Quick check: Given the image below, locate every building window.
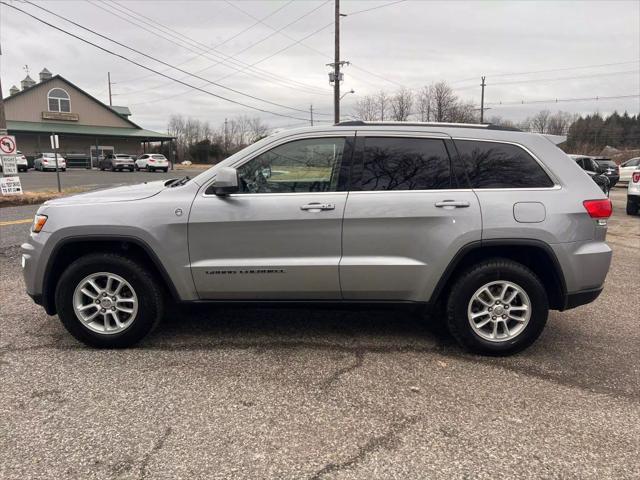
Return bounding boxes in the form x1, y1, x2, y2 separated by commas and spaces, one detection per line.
47, 88, 71, 113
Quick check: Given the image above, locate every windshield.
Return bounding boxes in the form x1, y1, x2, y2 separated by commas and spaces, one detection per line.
151, 155, 166, 160
116, 155, 133, 159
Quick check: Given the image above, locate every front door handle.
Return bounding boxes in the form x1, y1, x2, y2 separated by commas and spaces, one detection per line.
435, 200, 470, 209
300, 202, 335, 211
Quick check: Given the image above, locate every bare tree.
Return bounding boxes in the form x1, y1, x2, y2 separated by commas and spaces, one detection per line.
431, 82, 458, 122
417, 85, 433, 122
487, 115, 517, 129
390, 87, 413, 121
547, 111, 573, 136
248, 116, 270, 142
450, 101, 478, 123
529, 110, 551, 133
376, 90, 390, 121
354, 95, 379, 121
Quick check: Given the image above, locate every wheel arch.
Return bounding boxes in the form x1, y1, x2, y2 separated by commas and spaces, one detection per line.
431, 239, 567, 311
42, 235, 180, 315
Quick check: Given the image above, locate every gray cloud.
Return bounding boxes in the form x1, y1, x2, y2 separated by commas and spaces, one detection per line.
1, 0, 638, 132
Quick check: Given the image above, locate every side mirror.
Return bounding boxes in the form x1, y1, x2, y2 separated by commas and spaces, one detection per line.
213, 166, 239, 195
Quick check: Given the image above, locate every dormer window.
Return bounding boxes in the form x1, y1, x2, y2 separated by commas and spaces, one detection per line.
48, 88, 71, 113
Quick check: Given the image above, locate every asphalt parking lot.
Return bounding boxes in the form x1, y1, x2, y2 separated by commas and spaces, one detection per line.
0, 189, 638, 479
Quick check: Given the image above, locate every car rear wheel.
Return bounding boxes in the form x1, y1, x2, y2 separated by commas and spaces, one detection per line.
55, 253, 164, 348
627, 196, 639, 215
446, 258, 548, 356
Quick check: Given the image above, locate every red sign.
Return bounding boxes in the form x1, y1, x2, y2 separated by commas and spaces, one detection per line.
0, 135, 17, 155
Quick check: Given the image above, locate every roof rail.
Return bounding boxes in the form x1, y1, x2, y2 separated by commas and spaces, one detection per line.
335, 120, 521, 132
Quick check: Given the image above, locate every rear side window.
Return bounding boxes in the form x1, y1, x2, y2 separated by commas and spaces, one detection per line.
360, 137, 451, 190
454, 140, 554, 188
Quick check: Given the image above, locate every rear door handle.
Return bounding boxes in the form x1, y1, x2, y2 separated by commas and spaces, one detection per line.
435, 200, 470, 209
300, 202, 335, 211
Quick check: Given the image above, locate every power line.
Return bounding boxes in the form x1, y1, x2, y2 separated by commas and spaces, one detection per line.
453, 69, 639, 91
221, 0, 406, 91
18, 0, 319, 114
486, 94, 640, 107
134, 21, 337, 109
490, 69, 639, 86
85, 0, 330, 96
1, 1, 309, 121
452, 60, 640, 84
346, 0, 407, 16
113, 0, 297, 86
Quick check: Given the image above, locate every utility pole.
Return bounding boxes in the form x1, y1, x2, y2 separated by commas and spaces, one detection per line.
334, 0, 340, 124
108, 72, 113, 106
224, 117, 228, 154
310, 104, 314, 126
0, 40, 6, 134
480, 76, 486, 123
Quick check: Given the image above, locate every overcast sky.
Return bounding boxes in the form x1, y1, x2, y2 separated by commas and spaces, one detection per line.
1, 0, 639, 132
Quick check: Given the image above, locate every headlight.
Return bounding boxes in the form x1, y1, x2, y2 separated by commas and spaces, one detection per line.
32, 214, 48, 233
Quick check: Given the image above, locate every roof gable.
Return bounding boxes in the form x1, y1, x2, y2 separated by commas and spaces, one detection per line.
4, 75, 141, 129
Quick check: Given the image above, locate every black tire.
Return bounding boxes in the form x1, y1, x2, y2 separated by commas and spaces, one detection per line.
627, 197, 639, 215
446, 258, 548, 356
135, 165, 140, 171
55, 253, 164, 348
149, 167, 155, 172
163, 168, 168, 173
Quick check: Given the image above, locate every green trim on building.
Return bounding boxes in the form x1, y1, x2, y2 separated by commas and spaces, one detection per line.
7, 120, 173, 141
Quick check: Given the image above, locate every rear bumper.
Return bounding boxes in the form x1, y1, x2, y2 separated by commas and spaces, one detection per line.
562, 287, 603, 311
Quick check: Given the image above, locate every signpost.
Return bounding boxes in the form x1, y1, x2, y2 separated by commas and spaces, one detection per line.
0, 134, 23, 196
50, 133, 61, 193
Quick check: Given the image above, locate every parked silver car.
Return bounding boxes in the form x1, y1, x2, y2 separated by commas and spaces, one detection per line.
22, 122, 612, 354
99, 154, 135, 171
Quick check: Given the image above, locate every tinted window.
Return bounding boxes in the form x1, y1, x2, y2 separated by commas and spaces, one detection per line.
455, 140, 554, 188
594, 159, 616, 167
236, 137, 346, 193
360, 137, 451, 191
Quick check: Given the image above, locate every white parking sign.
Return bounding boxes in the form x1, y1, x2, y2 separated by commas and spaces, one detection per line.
1, 156, 18, 175
0, 176, 23, 195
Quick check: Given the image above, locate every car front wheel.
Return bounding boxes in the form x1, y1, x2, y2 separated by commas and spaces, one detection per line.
55, 253, 164, 348
446, 258, 548, 356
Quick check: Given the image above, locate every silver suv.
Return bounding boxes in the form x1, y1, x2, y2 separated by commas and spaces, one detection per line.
21, 122, 613, 355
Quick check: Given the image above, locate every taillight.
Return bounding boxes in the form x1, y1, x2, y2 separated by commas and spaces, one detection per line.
583, 199, 612, 218
633, 172, 640, 183
149, 159, 155, 163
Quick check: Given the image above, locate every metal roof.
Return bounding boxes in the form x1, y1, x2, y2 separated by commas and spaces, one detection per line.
7, 120, 174, 140
110, 105, 132, 116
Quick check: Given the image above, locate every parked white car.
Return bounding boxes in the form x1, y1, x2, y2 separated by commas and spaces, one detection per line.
135, 154, 169, 172
627, 169, 640, 215
619, 157, 640, 183
34, 153, 66, 171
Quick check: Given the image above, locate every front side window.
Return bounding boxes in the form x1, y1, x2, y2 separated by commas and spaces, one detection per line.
47, 88, 71, 113
236, 137, 346, 193
455, 140, 554, 188
360, 137, 451, 191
